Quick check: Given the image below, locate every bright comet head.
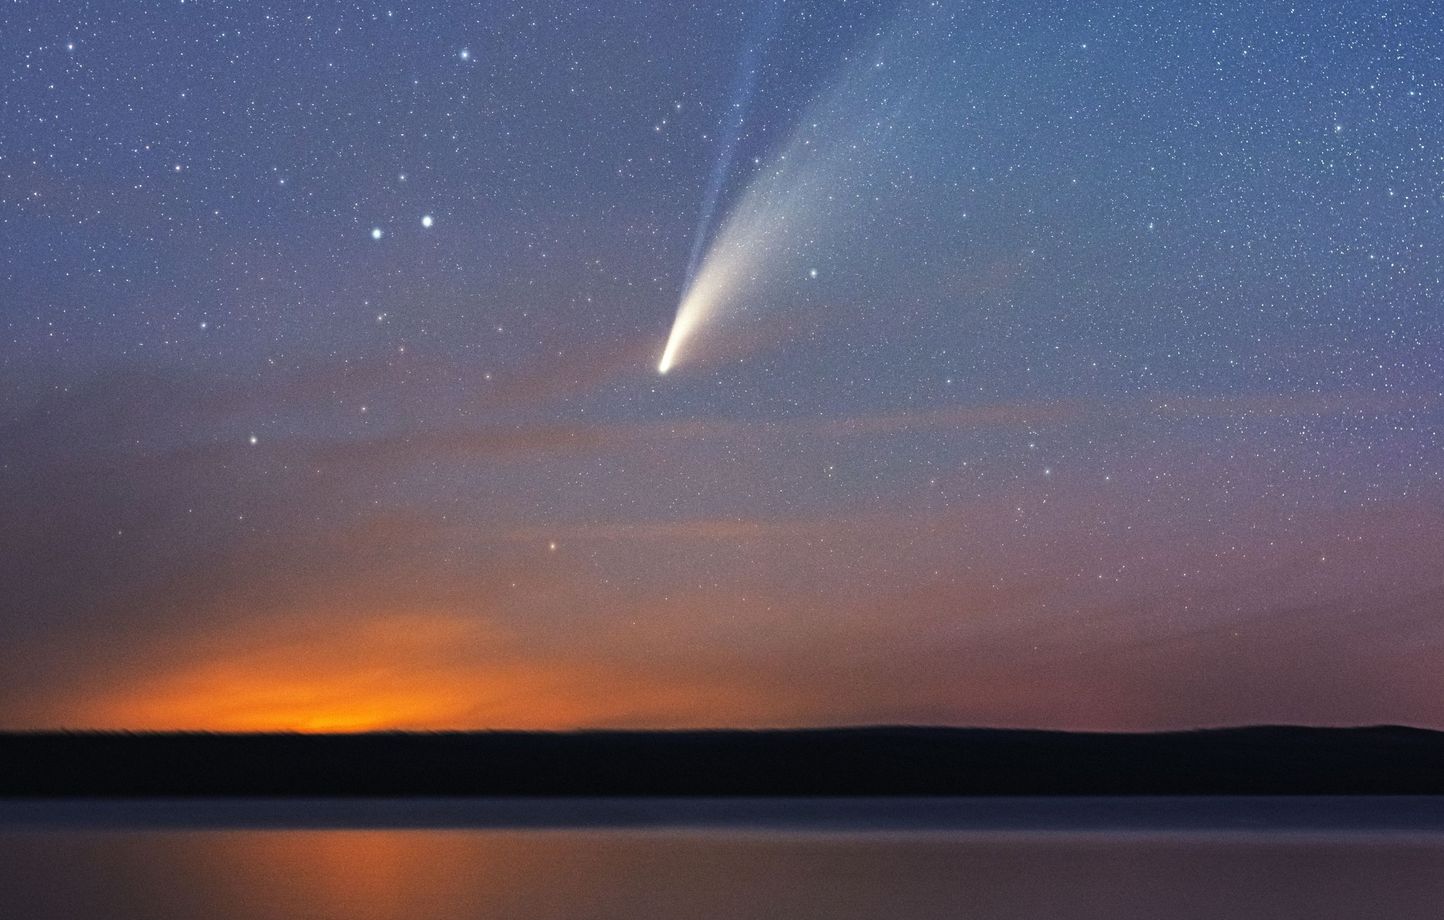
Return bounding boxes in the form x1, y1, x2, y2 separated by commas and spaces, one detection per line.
657, 272, 721, 375
657, 320, 684, 374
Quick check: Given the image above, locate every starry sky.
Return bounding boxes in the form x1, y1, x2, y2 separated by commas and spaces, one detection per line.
3, 0, 1443, 731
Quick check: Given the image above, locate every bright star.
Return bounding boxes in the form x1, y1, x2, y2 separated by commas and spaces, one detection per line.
371, 227, 384, 240
421, 215, 434, 228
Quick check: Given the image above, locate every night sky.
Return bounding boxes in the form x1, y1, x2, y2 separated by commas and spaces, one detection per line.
3, 0, 1442, 731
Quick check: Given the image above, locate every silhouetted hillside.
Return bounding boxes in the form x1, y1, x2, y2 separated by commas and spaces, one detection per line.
2, 726, 1441, 797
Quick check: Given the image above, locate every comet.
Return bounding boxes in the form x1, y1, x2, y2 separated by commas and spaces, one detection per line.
660, 1, 782, 375
658, 4, 953, 375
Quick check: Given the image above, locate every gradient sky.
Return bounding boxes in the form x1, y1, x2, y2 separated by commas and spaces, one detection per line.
2, 0, 1442, 731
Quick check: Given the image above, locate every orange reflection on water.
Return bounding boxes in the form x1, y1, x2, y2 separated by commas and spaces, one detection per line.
140, 828, 958, 920
7, 824, 1443, 920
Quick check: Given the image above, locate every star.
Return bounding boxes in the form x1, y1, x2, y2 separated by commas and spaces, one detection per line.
421, 215, 434, 228
371, 227, 384, 240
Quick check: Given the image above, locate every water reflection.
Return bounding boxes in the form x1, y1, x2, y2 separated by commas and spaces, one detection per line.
2, 827, 1444, 919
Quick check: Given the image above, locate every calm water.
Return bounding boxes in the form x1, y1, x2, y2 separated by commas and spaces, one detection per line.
2, 798, 1443, 920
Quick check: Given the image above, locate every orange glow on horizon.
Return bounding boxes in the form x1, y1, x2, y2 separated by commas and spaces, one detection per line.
57, 608, 785, 732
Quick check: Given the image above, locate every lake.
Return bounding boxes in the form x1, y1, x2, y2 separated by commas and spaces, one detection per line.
2, 798, 1442, 919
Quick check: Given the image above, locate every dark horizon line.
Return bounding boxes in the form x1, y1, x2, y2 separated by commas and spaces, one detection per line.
6, 724, 1444, 797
